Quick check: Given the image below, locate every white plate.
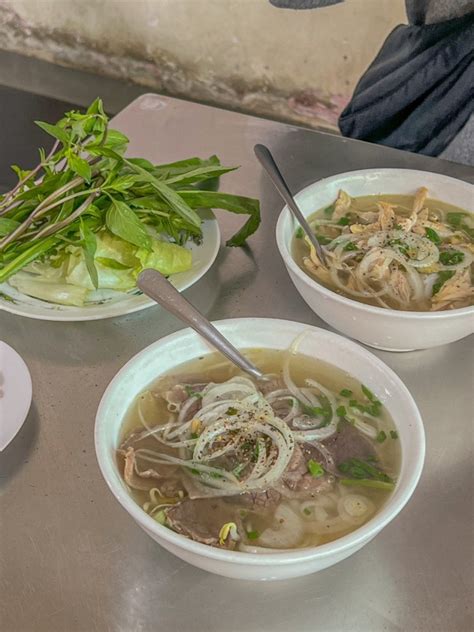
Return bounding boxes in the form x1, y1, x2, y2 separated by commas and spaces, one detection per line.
0, 215, 220, 321
0, 341, 32, 451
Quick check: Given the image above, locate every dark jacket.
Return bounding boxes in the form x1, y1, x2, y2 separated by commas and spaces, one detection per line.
270, 1, 474, 158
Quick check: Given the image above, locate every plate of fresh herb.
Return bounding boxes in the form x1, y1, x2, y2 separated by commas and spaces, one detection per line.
0, 98, 260, 320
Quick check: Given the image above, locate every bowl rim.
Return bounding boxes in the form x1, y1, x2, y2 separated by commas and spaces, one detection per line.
95, 317, 425, 566
276, 168, 474, 319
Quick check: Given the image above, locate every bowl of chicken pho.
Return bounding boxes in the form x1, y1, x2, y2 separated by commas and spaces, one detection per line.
95, 318, 424, 580
276, 169, 473, 350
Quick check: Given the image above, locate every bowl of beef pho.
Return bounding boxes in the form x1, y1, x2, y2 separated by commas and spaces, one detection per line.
276, 169, 473, 350
95, 318, 424, 580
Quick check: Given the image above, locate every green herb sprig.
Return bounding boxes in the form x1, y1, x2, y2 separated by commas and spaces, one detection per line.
0, 98, 261, 285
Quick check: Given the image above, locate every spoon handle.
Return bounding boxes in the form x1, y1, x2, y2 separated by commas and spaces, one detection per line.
137, 269, 265, 380
254, 143, 327, 266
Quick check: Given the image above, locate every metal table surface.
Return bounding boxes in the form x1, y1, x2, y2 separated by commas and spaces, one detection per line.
1, 93, 473, 632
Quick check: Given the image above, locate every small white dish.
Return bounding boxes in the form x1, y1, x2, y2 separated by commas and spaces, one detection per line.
0, 341, 32, 451
276, 169, 474, 351
95, 317, 425, 580
0, 216, 220, 321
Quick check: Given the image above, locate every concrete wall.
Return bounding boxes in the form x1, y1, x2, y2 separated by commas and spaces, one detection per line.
0, 0, 406, 129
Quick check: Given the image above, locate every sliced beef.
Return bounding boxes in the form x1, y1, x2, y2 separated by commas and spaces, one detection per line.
259, 376, 285, 395
322, 421, 376, 465
118, 447, 163, 490
182, 474, 237, 500
229, 488, 282, 512
300, 442, 337, 475
280, 444, 334, 498
162, 384, 189, 407
281, 444, 308, 490
160, 478, 186, 498
165, 498, 242, 549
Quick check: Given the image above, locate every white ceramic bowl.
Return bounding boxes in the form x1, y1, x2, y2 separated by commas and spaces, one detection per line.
276, 169, 474, 351
95, 318, 425, 580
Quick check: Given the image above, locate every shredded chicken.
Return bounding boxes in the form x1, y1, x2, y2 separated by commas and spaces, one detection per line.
388, 269, 411, 305
413, 186, 429, 213
398, 210, 418, 233
431, 268, 474, 310
332, 189, 352, 221
377, 202, 396, 232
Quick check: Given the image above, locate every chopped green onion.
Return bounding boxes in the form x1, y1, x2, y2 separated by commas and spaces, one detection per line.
233, 463, 246, 478
340, 389, 353, 398
432, 270, 455, 295
184, 385, 202, 399
226, 407, 238, 416
367, 402, 382, 417
338, 216, 350, 226
376, 430, 387, 443
343, 241, 358, 251
303, 507, 312, 516
315, 233, 332, 245
390, 430, 399, 440
340, 478, 395, 491
338, 458, 392, 483
324, 204, 334, 216
307, 459, 325, 478
425, 227, 441, 245
301, 396, 333, 426
295, 226, 304, 239
247, 530, 260, 540
361, 384, 378, 402
190, 432, 199, 440
460, 222, 474, 240
439, 250, 464, 266
336, 405, 347, 417
446, 212, 464, 228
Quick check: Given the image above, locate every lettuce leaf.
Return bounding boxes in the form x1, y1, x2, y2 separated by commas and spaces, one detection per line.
135, 239, 192, 276
9, 272, 89, 307
9, 230, 193, 302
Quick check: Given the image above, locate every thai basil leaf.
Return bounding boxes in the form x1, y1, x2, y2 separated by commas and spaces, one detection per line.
179, 190, 261, 246
67, 153, 92, 182
106, 198, 151, 248
123, 157, 202, 228
35, 121, 70, 145
0, 217, 20, 237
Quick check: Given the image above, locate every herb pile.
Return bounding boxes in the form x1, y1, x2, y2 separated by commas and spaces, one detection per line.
0, 98, 260, 306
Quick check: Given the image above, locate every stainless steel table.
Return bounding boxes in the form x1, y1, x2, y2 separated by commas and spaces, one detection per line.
1, 93, 473, 632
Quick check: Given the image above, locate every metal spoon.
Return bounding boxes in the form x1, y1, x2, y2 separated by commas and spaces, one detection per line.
254, 143, 328, 266
137, 269, 267, 381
